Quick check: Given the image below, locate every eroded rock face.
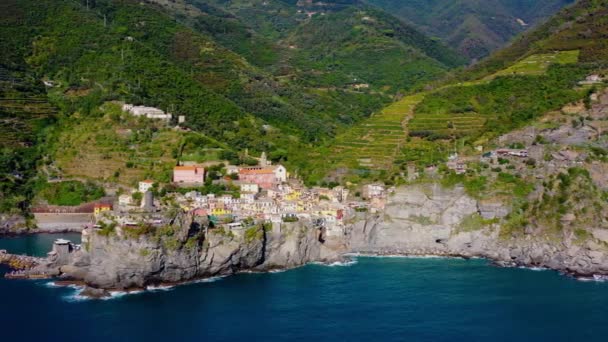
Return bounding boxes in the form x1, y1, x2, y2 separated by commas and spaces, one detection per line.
348, 185, 480, 254
59, 215, 340, 290
0, 214, 27, 234
349, 185, 608, 277
44, 184, 608, 291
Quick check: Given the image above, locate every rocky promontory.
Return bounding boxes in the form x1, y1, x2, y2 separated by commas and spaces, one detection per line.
7, 183, 608, 295
37, 212, 341, 295
349, 184, 608, 277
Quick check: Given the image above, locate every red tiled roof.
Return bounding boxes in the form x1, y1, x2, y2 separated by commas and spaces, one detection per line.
174, 166, 196, 171
239, 168, 274, 175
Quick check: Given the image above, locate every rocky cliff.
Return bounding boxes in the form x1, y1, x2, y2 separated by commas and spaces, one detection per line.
20, 183, 608, 295
349, 184, 608, 277
53, 214, 340, 294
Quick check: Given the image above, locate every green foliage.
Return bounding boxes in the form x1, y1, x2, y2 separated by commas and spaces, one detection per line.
457, 0, 608, 82
131, 191, 142, 203
163, 237, 181, 251
38, 180, 105, 206
500, 210, 528, 239
282, 216, 299, 223
244, 225, 263, 243
412, 63, 590, 142
125, 222, 155, 239
366, 0, 573, 60
458, 213, 495, 232
463, 176, 487, 197
96, 221, 117, 237
0, 147, 40, 213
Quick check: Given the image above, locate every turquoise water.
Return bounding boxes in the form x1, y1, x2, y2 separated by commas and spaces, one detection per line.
0, 233, 81, 257
1, 235, 608, 341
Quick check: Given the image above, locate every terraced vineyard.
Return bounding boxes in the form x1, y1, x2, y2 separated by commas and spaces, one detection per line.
327, 93, 427, 170
490, 50, 579, 78
320, 50, 581, 174
0, 97, 56, 147
407, 50, 580, 140
409, 113, 487, 140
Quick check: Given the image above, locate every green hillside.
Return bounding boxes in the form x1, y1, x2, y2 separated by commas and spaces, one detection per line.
0, 0, 466, 213
365, 0, 574, 60
156, 0, 465, 93
313, 0, 608, 183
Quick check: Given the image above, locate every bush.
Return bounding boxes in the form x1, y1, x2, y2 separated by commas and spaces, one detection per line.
282, 216, 299, 222
39, 181, 105, 206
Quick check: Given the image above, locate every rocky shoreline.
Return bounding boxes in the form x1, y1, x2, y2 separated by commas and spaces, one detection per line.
45, 250, 608, 300
1, 214, 82, 236
0, 227, 82, 237
3, 184, 608, 298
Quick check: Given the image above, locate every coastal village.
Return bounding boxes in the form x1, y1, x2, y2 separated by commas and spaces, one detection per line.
97, 149, 390, 240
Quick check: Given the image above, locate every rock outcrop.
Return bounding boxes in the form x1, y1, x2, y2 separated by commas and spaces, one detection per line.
348, 184, 608, 277
14, 184, 608, 294
0, 214, 28, 234
53, 214, 340, 292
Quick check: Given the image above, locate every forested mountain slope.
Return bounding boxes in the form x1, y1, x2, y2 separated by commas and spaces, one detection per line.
0, 0, 463, 213
365, 0, 574, 60
312, 0, 608, 183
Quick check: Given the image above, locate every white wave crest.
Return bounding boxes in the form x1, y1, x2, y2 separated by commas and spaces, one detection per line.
193, 276, 225, 283
577, 275, 608, 282
346, 253, 461, 259
518, 266, 549, 271
311, 259, 358, 267
146, 285, 175, 291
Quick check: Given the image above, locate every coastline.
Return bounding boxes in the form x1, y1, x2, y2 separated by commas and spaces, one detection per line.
43, 250, 608, 300
348, 250, 608, 281
0, 228, 82, 237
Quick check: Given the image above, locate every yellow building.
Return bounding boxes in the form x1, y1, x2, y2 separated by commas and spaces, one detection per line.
285, 190, 302, 201
94, 204, 112, 215
211, 208, 232, 216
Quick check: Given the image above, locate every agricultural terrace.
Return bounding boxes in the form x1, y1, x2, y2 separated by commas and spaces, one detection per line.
321, 50, 587, 174
327, 93, 426, 170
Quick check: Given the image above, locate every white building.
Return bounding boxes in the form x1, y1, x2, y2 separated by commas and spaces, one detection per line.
241, 193, 256, 203
138, 180, 154, 193
122, 104, 172, 121
118, 194, 132, 206
273, 165, 288, 182
240, 183, 259, 194
362, 183, 385, 199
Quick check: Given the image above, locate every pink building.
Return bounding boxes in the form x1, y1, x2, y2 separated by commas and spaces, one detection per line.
238, 165, 286, 189
173, 166, 205, 184
239, 168, 276, 189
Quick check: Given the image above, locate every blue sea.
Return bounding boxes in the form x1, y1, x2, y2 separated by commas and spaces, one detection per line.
1, 234, 608, 342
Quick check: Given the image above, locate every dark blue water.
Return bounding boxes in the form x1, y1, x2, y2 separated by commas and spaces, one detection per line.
1, 235, 608, 342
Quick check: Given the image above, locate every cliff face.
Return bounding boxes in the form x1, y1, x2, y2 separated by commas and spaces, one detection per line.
44, 183, 608, 293
59, 215, 340, 291
350, 185, 608, 277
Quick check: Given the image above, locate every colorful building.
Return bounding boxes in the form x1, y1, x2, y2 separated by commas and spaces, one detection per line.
238, 165, 287, 189
138, 180, 154, 193
94, 204, 112, 215
173, 166, 205, 184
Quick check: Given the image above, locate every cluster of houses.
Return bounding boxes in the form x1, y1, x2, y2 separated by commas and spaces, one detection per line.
96, 153, 389, 237
171, 152, 288, 189
444, 148, 531, 175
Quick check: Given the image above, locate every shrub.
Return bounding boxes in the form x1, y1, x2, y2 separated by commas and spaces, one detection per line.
39, 181, 105, 206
